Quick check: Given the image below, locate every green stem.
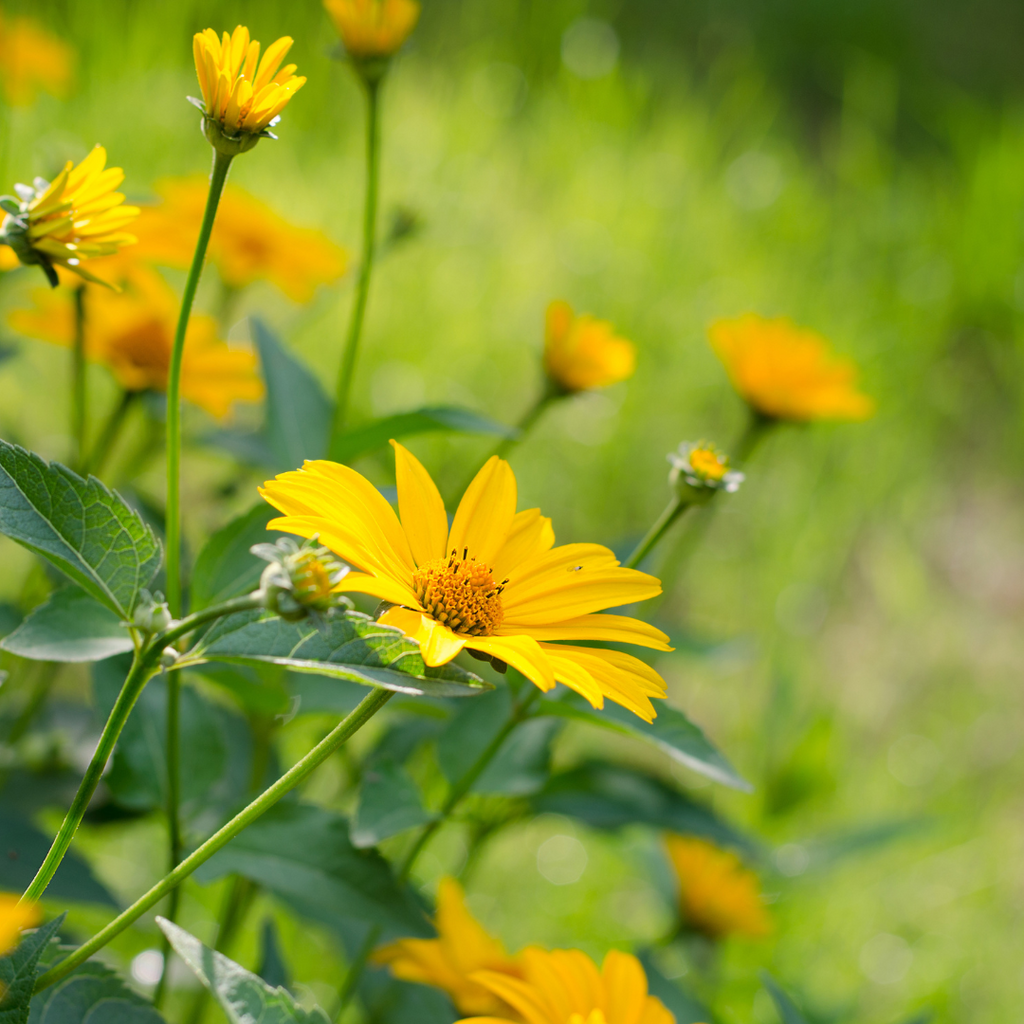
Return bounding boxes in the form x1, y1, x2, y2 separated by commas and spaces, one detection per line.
84, 390, 137, 478
71, 285, 87, 472
624, 496, 689, 570
329, 77, 381, 451
335, 687, 540, 1017
166, 148, 234, 618
732, 409, 775, 465
35, 686, 394, 993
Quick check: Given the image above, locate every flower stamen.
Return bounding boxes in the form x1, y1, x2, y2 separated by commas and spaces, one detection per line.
413, 550, 504, 636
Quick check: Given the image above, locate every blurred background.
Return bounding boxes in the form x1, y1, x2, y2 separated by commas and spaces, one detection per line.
2, 1, 1024, 1022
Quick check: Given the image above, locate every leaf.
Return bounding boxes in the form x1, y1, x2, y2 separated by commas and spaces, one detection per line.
798, 819, 931, 872
1, 589, 133, 663
157, 918, 329, 1024
0, 916, 65, 1024
538, 693, 751, 792
331, 406, 517, 464
0, 603, 23, 639
759, 972, 810, 1024
637, 951, 712, 1024
531, 762, 758, 855
193, 802, 432, 940
0, 809, 115, 907
476, 718, 562, 796
190, 504, 284, 611
252, 318, 333, 471
190, 608, 490, 698
0, 439, 161, 617
350, 759, 436, 848
356, 971, 455, 1024
27, 960, 165, 1024
256, 919, 290, 992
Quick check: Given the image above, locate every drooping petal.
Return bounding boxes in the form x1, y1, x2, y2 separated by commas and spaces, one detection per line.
380, 607, 466, 665
503, 613, 671, 651
391, 440, 448, 566
463, 634, 554, 692
448, 456, 517, 566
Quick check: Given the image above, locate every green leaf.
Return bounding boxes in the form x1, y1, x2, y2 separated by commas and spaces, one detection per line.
538, 694, 751, 792
256, 919, 290, 992
27, 960, 165, 1024
0, 439, 161, 617
190, 608, 491, 698
330, 406, 517, 464
0, 603, 23, 639
0, 916, 65, 1024
1, 589, 133, 663
252, 318, 332, 471
157, 918, 329, 1024
193, 803, 432, 940
637, 951, 712, 1024
190, 504, 284, 611
351, 759, 436, 848
532, 762, 758, 855
0, 809, 114, 907
759, 972, 809, 1024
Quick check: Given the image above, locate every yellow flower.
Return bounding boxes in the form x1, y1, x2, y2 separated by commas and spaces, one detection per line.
324, 0, 421, 60
708, 314, 874, 422
543, 300, 636, 394
0, 894, 39, 957
0, 245, 19, 271
9, 265, 263, 420
664, 835, 772, 940
0, 11, 74, 106
130, 178, 348, 303
192, 26, 306, 152
260, 442, 670, 720
374, 877, 523, 1016
0, 146, 138, 287
455, 947, 676, 1024
667, 441, 744, 499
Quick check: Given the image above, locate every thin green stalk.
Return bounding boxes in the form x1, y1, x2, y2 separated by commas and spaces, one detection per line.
329, 77, 381, 451
732, 409, 775, 464
84, 389, 137, 477
166, 148, 234, 618
35, 685, 393, 993
624, 496, 688, 570
335, 687, 540, 1017
70, 285, 87, 471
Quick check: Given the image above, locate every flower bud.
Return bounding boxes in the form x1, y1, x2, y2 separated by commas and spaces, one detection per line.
668, 441, 744, 504
133, 590, 174, 634
253, 537, 350, 622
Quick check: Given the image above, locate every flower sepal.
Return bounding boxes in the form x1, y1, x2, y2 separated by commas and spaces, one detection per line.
253, 537, 351, 624
132, 589, 174, 635
668, 441, 744, 505
201, 114, 264, 157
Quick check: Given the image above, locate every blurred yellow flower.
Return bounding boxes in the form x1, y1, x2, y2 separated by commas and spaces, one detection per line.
0, 894, 39, 957
664, 835, 772, 940
709, 314, 874, 422
543, 300, 636, 394
130, 178, 348, 303
324, 0, 420, 60
0, 146, 138, 287
374, 877, 523, 1016
668, 441, 744, 498
0, 11, 74, 106
192, 26, 306, 150
455, 947, 676, 1024
260, 440, 670, 720
0, 245, 19, 271
9, 266, 263, 420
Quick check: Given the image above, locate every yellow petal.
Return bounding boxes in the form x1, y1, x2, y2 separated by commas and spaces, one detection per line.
463, 634, 554, 692
254, 36, 294, 90
380, 607, 466, 665
500, 613, 671, 651
334, 572, 420, 609
391, 440, 449, 567
448, 456, 517, 567
602, 950, 648, 1024
491, 508, 555, 581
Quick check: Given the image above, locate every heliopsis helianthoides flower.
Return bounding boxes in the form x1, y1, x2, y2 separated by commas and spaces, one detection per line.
0, 146, 138, 288
543, 300, 636, 395
454, 947, 676, 1024
260, 442, 671, 720
374, 877, 523, 1016
0, 894, 39, 957
664, 835, 772, 941
0, 10, 74, 106
130, 178, 348, 303
668, 441, 744, 503
324, 0, 421, 62
9, 266, 263, 419
192, 26, 306, 154
709, 314, 874, 422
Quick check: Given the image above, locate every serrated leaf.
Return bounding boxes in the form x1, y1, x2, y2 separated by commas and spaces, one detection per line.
351, 759, 436, 848
157, 918, 329, 1024
0, 809, 114, 907
331, 406, 516, 464
532, 762, 758, 855
1, 589, 133, 663
189, 608, 490, 697
538, 693, 751, 792
637, 951, 712, 1024
0, 440, 161, 617
252, 318, 332, 471
759, 972, 809, 1024
191, 504, 284, 611
0, 916, 65, 1024
193, 803, 432, 940
28, 960, 165, 1024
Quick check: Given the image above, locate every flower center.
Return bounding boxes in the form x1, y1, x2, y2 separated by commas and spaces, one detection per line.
689, 446, 727, 480
412, 549, 506, 636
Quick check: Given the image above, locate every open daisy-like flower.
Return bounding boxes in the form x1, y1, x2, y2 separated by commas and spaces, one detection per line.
456, 948, 675, 1024
543, 300, 636, 394
0, 146, 138, 288
260, 442, 670, 720
324, 0, 421, 61
668, 441, 743, 501
192, 26, 306, 154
